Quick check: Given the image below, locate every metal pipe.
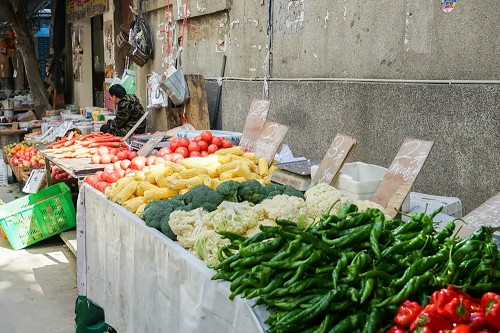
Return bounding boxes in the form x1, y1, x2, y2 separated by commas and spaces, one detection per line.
205, 76, 500, 85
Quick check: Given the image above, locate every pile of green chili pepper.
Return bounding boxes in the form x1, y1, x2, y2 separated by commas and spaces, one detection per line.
211, 204, 500, 333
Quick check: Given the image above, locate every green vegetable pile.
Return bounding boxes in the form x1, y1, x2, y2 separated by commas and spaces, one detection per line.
211, 204, 500, 333
143, 181, 305, 240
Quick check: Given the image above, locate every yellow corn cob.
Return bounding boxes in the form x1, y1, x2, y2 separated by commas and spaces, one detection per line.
216, 155, 232, 164
122, 196, 146, 213
235, 165, 254, 179
115, 181, 139, 204
227, 176, 246, 183
242, 152, 257, 161
105, 179, 128, 201
181, 155, 220, 168
179, 168, 209, 179
164, 161, 185, 173
133, 171, 146, 181
203, 177, 219, 190
166, 178, 189, 191
216, 161, 242, 174
206, 163, 222, 178
215, 146, 244, 156
144, 187, 178, 202
178, 188, 190, 195
187, 175, 210, 188
261, 177, 271, 185
219, 168, 238, 181
155, 170, 177, 188
137, 182, 160, 196
136, 203, 147, 218
258, 157, 269, 177
269, 165, 278, 173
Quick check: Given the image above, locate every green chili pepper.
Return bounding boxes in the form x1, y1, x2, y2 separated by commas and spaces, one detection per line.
211, 270, 233, 281
360, 269, 394, 282
452, 258, 482, 284
298, 231, 338, 256
284, 263, 308, 287
347, 287, 360, 302
333, 252, 355, 288
393, 220, 422, 236
211, 252, 241, 270
362, 307, 380, 333
322, 224, 373, 248
336, 212, 371, 230
394, 231, 421, 242
262, 245, 315, 268
375, 271, 434, 307
270, 294, 322, 311
337, 204, 358, 219
434, 220, 456, 243
344, 251, 371, 283
328, 313, 367, 333
230, 252, 275, 269
240, 232, 269, 247
369, 217, 384, 258
360, 277, 375, 304
239, 236, 283, 257
452, 239, 484, 263
393, 247, 448, 287
258, 274, 286, 295
316, 313, 333, 333
381, 234, 428, 259
217, 230, 247, 243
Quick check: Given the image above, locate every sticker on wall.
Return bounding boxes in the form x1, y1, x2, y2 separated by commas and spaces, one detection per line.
441, 0, 457, 13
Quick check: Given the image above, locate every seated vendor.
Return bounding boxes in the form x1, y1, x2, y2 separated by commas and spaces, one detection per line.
100, 84, 146, 137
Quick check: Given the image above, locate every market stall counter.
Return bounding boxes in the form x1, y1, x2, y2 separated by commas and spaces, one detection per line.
41, 152, 108, 185
76, 184, 265, 333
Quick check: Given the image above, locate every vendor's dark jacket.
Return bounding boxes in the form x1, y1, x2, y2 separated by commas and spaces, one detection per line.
110, 94, 146, 137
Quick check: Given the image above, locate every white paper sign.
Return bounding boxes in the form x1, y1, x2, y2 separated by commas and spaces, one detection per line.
22, 169, 46, 194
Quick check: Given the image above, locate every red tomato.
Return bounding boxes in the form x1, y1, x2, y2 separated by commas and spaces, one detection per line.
120, 159, 131, 170
111, 155, 119, 163
158, 147, 172, 156
198, 141, 208, 151
207, 144, 219, 154
174, 156, 184, 164
130, 156, 146, 170
201, 130, 213, 143
116, 151, 128, 160
85, 175, 97, 184
178, 137, 190, 148
109, 148, 118, 155
91, 154, 101, 164
106, 171, 121, 183
162, 154, 173, 162
188, 142, 200, 152
189, 151, 201, 157
146, 155, 156, 166
113, 161, 122, 170
97, 181, 110, 193
127, 151, 138, 160
221, 139, 233, 148
100, 154, 112, 164
101, 171, 112, 181
98, 146, 109, 156
116, 169, 126, 178
451, 324, 471, 333
175, 147, 189, 158
170, 138, 180, 152
211, 136, 223, 147
201, 151, 209, 157
171, 153, 183, 161
193, 136, 202, 142
95, 171, 104, 180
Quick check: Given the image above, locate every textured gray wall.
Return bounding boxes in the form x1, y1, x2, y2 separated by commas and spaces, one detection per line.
218, 80, 500, 214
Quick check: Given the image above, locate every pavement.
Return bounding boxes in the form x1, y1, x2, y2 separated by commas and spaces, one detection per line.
0, 182, 77, 333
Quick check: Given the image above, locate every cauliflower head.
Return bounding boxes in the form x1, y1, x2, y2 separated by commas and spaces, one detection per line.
204, 201, 259, 235
194, 229, 231, 266
168, 208, 208, 249
254, 194, 309, 225
305, 183, 353, 222
353, 200, 390, 219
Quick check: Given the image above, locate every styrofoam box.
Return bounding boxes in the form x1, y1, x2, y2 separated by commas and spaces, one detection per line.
401, 192, 463, 218
311, 162, 388, 200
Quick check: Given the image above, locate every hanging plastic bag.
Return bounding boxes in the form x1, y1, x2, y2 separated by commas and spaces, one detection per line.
147, 72, 165, 108
121, 67, 136, 94
159, 48, 189, 106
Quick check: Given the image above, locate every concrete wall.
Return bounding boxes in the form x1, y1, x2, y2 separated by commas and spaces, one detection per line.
128, 0, 499, 213
72, 18, 93, 108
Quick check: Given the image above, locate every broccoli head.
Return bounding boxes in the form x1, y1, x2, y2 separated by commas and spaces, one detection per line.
237, 179, 266, 204
281, 185, 305, 199
216, 180, 240, 202
183, 185, 223, 212
143, 198, 187, 240
263, 183, 284, 199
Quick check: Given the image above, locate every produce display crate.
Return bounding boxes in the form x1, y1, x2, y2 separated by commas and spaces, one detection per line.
0, 182, 76, 250
0, 133, 20, 149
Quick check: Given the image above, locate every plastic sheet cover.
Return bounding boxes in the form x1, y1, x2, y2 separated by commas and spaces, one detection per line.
78, 185, 265, 333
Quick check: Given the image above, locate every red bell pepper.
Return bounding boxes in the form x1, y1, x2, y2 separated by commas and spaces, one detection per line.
386, 325, 407, 333
413, 327, 432, 333
481, 292, 500, 331
395, 300, 423, 328
431, 286, 460, 315
450, 324, 471, 333
469, 311, 487, 331
442, 297, 472, 323
410, 311, 453, 332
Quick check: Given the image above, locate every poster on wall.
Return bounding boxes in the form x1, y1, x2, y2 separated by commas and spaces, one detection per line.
71, 26, 83, 82
66, 0, 108, 22
103, 20, 115, 79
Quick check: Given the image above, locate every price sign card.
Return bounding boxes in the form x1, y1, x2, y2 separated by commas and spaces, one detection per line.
462, 192, 500, 236
22, 169, 46, 194
239, 99, 271, 151
310, 133, 357, 188
372, 138, 434, 217
137, 132, 166, 157
254, 121, 289, 164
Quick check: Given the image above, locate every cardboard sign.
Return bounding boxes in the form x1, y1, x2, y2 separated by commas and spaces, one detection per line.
463, 192, 500, 234
11, 122, 19, 130
254, 121, 289, 164
372, 138, 434, 217
22, 169, 46, 194
239, 99, 271, 151
310, 133, 357, 188
123, 109, 151, 141
137, 132, 166, 157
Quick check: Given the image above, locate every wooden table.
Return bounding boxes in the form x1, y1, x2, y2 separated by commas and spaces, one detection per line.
42, 152, 108, 186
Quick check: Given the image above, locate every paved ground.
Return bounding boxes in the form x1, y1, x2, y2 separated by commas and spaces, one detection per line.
0, 183, 77, 333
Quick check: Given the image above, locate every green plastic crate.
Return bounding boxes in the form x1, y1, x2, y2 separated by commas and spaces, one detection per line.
0, 182, 76, 250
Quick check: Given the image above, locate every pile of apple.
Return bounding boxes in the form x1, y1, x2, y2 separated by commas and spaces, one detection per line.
90, 146, 139, 164
50, 165, 73, 180
158, 131, 233, 160
9, 146, 46, 169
